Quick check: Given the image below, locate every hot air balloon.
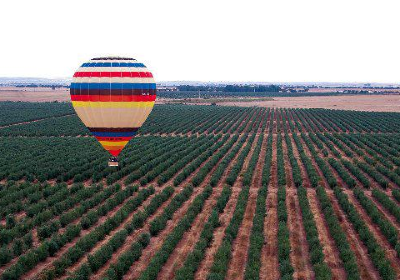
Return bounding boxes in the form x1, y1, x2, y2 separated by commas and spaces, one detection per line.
70, 57, 156, 166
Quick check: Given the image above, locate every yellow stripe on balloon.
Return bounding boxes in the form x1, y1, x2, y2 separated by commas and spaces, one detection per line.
72, 101, 155, 108
99, 141, 129, 146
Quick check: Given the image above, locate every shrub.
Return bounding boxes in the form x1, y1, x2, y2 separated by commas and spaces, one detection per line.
298, 187, 332, 280
335, 187, 396, 280
316, 186, 360, 280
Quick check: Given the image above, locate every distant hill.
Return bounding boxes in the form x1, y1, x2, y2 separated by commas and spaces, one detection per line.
0, 77, 70, 86
1, 77, 399, 88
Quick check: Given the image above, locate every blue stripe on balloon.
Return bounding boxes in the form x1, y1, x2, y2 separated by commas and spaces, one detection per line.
70, 83, 156, 90
91, 131, 138, 137
81, 62, 146, 67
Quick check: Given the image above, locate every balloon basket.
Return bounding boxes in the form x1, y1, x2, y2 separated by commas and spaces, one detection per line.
108, 157, 119, 167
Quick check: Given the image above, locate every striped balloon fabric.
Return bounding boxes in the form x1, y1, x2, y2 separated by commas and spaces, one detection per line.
70, 57, 156, 158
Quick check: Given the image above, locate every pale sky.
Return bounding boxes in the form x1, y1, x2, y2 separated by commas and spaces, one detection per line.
0, 0, 399, 83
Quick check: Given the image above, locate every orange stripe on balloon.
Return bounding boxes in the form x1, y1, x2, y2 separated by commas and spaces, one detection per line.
102, 145, 126, 150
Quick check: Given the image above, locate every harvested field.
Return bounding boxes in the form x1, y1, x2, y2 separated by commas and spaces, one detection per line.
219, 94, 400, 112
2, 87, 400, 112
0, 87, 70, 102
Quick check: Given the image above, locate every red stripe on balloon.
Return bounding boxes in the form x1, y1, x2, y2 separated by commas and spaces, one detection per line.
70, 88, 156, 96
108, 150, 122, 157
73, 72, 153, 78
70, 94, 156, 102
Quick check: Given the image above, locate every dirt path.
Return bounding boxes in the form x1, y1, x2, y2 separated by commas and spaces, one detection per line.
116, 135, 228, 188
62, 186, 171, 280
285, 109, 299, 133
327, 191, 380, 280
319, 133, 400, 197
260, 133, 280, 280
122, 183, 211, 279
281, 135, 314, 280
155, 136, 244, 280
261, 189, 279, 280
306, 189, 347, 280
20, 188, 141, 280
258, 108, 268, 134
155, 186, 221, 280
0, 186, 113, 275
296, 134, 379, 280
295, 110, 322, 133
194, 183, 239, 280
281, 109, 291, 132
287, 189, 315, 280
234, 108, 257, 134
62, 139, 221, 278
194, 136, 255, 280
264, 109, 272, 133
195, 113, 267, 280
281, 134, 294, 191
82, 138, 236, 280
225, 133, 265, 280
317, 135, 386, 189
365, 191, 400, 232
223, 110, 251, 135
296, 134, 333, 190
212, 111, 241, 135
272, 109, 278, 134
0, 114, 74, 129
31, 228, 39, 248
219, 110, 245, 134
294, 110, 315, 133
287, 109, 308, 134
333, 135, 398, 190
345, 191, 400, 277
125, 135, 253, 280
288, 134, 311, 188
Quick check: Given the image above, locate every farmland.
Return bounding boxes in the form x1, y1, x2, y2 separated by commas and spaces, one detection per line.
2, 86, 400, 112
1, 102, 400, 280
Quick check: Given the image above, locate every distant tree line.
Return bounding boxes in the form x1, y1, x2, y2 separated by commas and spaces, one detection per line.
15, 84, 67, 89
157, 90, 392, 99
176, 84, 281, 92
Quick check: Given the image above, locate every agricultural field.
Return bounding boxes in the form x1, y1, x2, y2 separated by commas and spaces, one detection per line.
0, 102, 73, 127
1, 102, 400, 280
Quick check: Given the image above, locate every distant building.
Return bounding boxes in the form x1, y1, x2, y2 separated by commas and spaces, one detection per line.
157, 86, 178, 91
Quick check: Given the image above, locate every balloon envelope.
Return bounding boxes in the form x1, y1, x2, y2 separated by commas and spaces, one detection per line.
70, 57, 156, 157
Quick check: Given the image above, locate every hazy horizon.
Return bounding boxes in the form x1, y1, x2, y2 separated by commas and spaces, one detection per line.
1, 77, 400, 87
